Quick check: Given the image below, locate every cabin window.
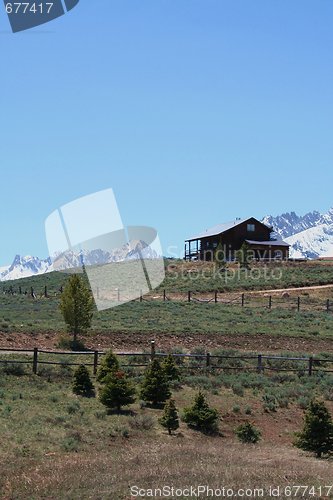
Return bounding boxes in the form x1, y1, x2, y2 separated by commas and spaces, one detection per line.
247, 223, 255, 232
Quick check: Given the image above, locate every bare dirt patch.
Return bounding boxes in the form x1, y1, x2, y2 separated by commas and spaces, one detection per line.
1, 330, 332, 354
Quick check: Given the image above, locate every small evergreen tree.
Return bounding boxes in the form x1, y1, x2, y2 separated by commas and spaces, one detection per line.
97, 349, 120, 383
295, 400, 333, 458
73, 365, 95, 397
214, 241, 226, 269
99, 370, 136, 413
140, 359, 171, 406
59, 274, 94, 345
236, 242, 252, 269
163, 355, 180, 382
183, 391, 219, 434
159, 399, 179, 435
235, 421, 261, 443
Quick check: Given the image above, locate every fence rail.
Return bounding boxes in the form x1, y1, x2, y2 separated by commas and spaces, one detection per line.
1, 342, 333, 377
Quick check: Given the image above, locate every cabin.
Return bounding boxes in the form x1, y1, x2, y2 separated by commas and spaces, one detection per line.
184, 217, 290, 261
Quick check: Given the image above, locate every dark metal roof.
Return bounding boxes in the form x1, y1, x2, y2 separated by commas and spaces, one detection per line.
245, 239, 290, 247
186, 218, 272, 242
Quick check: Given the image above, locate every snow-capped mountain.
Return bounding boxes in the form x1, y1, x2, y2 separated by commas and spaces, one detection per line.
0, 240, 160, 282
263, 207, 333, 259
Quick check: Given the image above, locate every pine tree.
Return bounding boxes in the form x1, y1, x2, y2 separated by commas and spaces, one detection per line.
183, 391, 219, 434
140, 359, 171, 406
295, 400, 333, 458
73, 365, 95, 397
235, 421, 261, 443
162, 355, 180, 382
159, 399, 179, 435
99, 370, 136, 413
214, 241, 226, 269
59, 274, 94, 345
97, 349, 120, 383
236, 242, 252, 269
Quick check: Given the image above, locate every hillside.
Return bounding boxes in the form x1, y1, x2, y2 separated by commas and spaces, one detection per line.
1, 259, 333, 353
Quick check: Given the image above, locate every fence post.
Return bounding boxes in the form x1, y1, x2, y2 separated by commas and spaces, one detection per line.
297, 296, 300, 312
19, 286, 22, 295
33, 348, 38, 374
206, 352, 211, 367
150, 340, 156, 361
44, 286, 48, 298
163, 289, 166, 302
241, 293, 245, 307
31, 287, 34, 298
188, 291, 191, 302
257, 354, 263, 373
93, 350, 99, 375
214, 290, 218, 303
140, 289, 143, 302
269, 296, 272, 309
308, 356, 313, 376
327, 299, 330, 313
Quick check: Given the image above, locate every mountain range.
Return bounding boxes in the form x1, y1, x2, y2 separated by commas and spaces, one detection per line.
0, 240, 159, 282
1, 208, 333, 281
262, 207, 333, 259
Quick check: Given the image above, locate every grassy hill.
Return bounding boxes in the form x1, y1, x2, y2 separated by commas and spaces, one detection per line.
0, 260, 333, 344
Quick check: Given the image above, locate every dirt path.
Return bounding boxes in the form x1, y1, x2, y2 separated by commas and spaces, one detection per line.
1, 330, 332, 354
247, 283, 333, 295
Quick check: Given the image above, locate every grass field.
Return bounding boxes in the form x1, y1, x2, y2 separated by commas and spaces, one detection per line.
1, 360, 332, 499
1, 295, 333, 343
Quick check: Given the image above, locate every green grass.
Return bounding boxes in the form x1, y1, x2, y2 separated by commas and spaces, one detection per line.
1, 295, 333, 340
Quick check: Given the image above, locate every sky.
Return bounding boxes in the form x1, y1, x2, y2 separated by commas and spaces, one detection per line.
1, 0, 333, 265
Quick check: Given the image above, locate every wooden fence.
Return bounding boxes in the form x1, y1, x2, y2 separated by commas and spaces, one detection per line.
2, 285, 333, 313
0, 341, 332, 376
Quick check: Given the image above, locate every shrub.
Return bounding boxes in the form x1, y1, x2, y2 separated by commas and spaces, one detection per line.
140, 359, 171, 406
159, 399, 179, 435
99, 371, 136, 413
129, 414, 155, 431
183, 391, 219, 434
262, 393, 278, 412
97, 350, 120, 383
235, 421, 261, 444
245, 406, 252, 415
294, 400, 333, 458
232, 405, 241, 414
73, 365, 95, 397
232, 384, 244, 397
56, 334, 86, 352
162, 355, 180, 381
2, 362, 26, 376
67, 401, 82, 415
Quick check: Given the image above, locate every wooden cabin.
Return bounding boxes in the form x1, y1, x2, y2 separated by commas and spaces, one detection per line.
184, 217, 290, 261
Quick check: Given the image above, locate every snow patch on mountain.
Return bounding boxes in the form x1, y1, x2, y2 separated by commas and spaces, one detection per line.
263, 207, 333, 259
285, 224, 333, 259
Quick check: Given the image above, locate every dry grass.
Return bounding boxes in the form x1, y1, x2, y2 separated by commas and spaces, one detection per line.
2, 438, 332, 499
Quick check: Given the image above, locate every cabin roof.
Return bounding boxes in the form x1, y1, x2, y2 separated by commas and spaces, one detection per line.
186, 218, 272, 242
245, 239, 290, 247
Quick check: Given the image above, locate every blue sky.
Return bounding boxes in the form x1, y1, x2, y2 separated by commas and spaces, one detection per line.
1, 0, 333, 264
